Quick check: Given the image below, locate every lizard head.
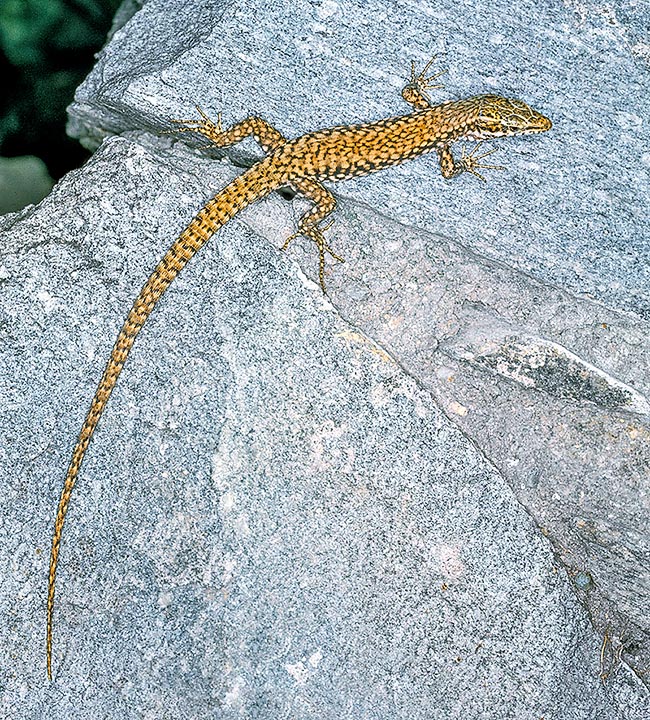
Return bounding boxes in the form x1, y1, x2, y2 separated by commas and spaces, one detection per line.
470, 95, 552, 138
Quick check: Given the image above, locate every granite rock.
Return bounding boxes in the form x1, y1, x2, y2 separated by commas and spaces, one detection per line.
1, 0, 648, 717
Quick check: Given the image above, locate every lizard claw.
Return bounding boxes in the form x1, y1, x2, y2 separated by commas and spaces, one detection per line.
281, 220, 344, 293
409, 56, 446, 99
459, 142, 505, 182
402, 56, 446, 109
166, 106, 224, 141
282, 221, 343, 260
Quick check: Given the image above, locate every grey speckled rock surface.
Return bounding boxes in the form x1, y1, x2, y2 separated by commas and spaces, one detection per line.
1, 0, 649, 717
1, 132, 646, 719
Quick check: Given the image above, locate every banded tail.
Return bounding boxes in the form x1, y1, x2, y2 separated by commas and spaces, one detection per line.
47, 163, 275, 679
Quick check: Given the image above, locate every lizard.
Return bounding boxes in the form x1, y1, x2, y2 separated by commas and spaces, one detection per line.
46, 58, 552, 679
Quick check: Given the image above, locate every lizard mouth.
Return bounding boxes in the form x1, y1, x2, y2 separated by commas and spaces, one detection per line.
503, 115, 552, 136
531, 114, 553, 132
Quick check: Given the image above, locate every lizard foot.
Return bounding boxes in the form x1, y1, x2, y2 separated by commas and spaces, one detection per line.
402, 56, 446, 107
459, 142, 505, 182
167, 106, 224, 144
281, 221, 344, 292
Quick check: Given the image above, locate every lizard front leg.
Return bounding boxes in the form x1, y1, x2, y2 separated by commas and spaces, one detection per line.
436, 142, 505, 181
281, 178, 341, 292
401, 56, 446, 110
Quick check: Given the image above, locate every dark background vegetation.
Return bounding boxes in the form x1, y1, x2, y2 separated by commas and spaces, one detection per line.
0, 0, 122, 181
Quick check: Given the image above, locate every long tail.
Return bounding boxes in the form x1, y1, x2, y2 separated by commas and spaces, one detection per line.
47, 163, 275, 679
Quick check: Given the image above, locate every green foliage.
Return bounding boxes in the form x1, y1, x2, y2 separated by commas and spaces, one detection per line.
0, 0, 122, 178
0, 0, 111, 65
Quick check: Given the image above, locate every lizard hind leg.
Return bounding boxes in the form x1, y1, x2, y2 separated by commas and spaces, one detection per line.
168, 107, 286, 154
281, 178, 342, 292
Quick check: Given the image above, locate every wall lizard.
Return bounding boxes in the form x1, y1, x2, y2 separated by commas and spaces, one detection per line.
46, 59, 551, 678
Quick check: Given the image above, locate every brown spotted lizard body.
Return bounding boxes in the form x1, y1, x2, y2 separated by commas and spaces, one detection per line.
46, 60, 551, 678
